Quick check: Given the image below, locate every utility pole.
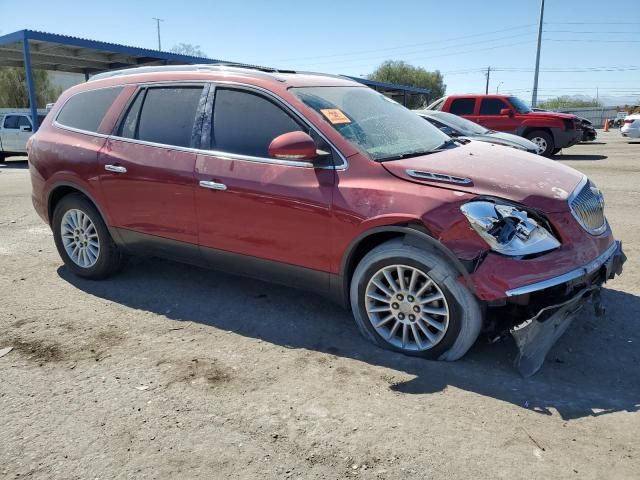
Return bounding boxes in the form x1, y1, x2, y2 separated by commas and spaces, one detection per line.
152, 17, 164, 50
531, 0, 545, 107
485, 66, 491, 95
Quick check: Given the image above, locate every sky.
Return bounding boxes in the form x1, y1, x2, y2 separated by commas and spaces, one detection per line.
1, 0, 639, 104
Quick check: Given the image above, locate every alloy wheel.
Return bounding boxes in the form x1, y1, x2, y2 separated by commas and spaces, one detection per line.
365, 264, 449, 351
60, 209, 100, 268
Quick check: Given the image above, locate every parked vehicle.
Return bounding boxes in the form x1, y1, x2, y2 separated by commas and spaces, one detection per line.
28, 65, 625, 375
0, 112, 45, 160
415, 109, 542, 154
578, 117, 597, 142
427, 94, 582, 157
621, 114, 640, 138
532, 108, 597, 142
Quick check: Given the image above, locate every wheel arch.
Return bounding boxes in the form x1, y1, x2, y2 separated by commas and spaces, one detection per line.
47, 182, 124, 246
335, 224, 476, 308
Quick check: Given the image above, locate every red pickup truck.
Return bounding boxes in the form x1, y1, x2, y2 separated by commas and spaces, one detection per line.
427, 94, 582, 157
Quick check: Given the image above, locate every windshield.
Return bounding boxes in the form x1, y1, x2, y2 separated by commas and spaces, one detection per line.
418, 110, 489, 135
508, 96, 532, 114
291, 86, 449, 161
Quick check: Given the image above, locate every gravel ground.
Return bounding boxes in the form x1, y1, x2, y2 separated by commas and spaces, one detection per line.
1, 131, 638, 479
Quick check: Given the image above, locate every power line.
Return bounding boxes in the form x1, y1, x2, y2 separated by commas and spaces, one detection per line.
289, 39, 536, 69
273, 24, 536, 63
284, 33, 537, 68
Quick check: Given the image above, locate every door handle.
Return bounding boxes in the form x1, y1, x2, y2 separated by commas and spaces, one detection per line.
199, 180, 227, 191
105, 164, 127, 174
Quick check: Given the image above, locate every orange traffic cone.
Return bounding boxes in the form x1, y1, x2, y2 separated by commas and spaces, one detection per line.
604, 118, 609, 132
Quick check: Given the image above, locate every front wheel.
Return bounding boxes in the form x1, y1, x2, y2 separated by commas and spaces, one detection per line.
525, 130, 555, 157
350, 239, 482, 361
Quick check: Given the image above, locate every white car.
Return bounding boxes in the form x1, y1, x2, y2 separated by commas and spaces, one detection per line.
0, 112, 45, 160
621, 114, 640, 139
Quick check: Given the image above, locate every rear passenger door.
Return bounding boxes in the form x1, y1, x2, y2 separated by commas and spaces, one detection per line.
98, 84, 205, 253
1, 115, 20, 151
448, 98, 477, 122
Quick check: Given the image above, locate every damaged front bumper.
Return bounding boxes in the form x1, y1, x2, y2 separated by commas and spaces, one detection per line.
491, 241, 626, 376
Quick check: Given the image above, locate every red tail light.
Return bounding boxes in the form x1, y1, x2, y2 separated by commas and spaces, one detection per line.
624, 119, 634, 124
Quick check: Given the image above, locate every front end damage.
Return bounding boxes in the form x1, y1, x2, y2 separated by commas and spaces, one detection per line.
485, 240, 626, 376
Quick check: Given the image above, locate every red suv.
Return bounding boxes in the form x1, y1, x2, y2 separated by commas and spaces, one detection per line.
428, 94, 582, 157
28, 65, 625, 375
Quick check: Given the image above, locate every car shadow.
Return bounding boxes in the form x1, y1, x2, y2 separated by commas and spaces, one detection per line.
554, 154, 608, 161
57, 257, 640, 421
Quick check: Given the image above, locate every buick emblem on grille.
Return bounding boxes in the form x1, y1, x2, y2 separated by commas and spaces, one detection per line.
569, 178, 607, 235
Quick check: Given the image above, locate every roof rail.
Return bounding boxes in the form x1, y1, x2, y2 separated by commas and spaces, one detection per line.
89, 63, 298, 82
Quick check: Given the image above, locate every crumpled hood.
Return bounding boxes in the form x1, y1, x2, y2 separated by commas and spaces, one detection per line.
381, 141, 583, 212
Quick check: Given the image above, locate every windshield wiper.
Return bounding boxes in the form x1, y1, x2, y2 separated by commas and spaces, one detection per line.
377, 150, 435, 162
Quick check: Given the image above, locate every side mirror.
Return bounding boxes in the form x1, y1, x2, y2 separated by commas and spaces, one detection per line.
499, 108, 514, 117
20, 125, 32, 132
268, 131, 317, 161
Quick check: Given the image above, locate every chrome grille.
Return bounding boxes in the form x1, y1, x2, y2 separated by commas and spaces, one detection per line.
569, 178, 606, 235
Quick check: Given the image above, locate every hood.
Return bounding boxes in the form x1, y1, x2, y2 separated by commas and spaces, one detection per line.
381, 141, 583, 212
462, 131, 539, 152
526, 111, 578, 121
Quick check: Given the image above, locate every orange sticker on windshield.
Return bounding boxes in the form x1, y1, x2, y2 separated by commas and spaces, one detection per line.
320, 108, 351, 124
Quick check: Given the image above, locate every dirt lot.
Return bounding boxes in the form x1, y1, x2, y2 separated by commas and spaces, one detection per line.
1, 131, 638, 479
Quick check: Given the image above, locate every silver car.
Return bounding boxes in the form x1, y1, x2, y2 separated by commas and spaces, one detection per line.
415, 110, 542, 155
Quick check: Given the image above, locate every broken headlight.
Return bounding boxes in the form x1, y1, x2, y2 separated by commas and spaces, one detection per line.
460, 201, 560, 256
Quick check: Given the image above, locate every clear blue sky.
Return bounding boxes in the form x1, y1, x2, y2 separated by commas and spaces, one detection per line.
1, 0, 639, 103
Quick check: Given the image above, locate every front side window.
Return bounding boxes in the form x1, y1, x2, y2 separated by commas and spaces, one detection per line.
212, 88, 303, 157
449, 98, 476, 115
56, 87, 123, 132
292, 86, 449, 161
17, 116, 32, 128
3, 115, 19, 129
479, 98, 509, 115
508, 96, 532, 114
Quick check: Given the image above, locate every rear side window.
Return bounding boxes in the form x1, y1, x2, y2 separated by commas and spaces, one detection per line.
479, 98, 509, 115
56, 87, 123, 132
119, 86, 203, 148
449, 98, 475, 115
212, 88, 302, 157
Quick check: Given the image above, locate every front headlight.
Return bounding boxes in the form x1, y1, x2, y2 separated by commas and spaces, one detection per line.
460, 201, 560, 256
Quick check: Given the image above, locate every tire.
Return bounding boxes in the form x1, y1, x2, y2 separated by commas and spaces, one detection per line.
52, 193, 125, 279
350, 238, 482, 361
552, 148, 561, 155
525, 130, 555, 157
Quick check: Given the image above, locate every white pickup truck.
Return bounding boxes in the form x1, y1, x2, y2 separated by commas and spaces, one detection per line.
0, 112, 45, 161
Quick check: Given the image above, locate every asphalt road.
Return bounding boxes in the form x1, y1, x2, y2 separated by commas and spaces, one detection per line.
1, 130, 638, 479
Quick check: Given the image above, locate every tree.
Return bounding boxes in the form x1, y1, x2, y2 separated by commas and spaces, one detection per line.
170, 43, 209, 58
538, 96, 602, 110
0, 67, 62, 108
367, 60, 446, 109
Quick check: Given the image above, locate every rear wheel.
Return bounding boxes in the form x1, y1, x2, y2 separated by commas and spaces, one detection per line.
350, 239, 482, 361
525, 130, 555, 157
52, 193, 125, 279
552, 148, 562, 155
